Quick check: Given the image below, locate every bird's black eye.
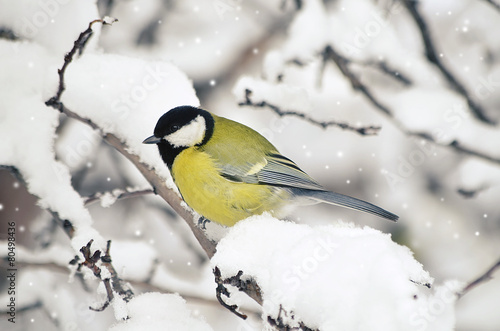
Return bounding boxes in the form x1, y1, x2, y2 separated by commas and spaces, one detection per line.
169, 124, 180, 133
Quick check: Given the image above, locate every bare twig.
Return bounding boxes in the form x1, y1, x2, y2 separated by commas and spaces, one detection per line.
322, 45, 393, 116
84, 188, 154, 206
46, 18, 116, 111
458, 257, 500, 298
212, 266, 266, 319
239, 89, 381, 135
78, 240, 132, 313
78, 240, 111, 311
401, 0, 495, 125
213, 267, 248, 320
403, 131, 500, 165
456, 186, 488, 198
101, 240, 134, 302
356, 59, 413, 86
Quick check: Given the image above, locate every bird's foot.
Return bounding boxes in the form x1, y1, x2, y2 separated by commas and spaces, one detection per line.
197, 217, 210, 230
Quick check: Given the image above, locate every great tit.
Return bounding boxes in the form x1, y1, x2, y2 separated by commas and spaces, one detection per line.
143, 106, 398, 227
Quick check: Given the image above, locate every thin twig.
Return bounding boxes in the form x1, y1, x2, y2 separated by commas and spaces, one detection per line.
401, 0, 495, 125
322, 45, 393, 116
403, 131, 500, 165
458, 257, 500, 298
79, 240, 114, 311
456, 186, 488, 198
46, 19, 115, 111
102, 240, 134, 302
84, 188, 154, 206
356, 59, 413, 86
213, 267, 248, 320
239, 89, 381, 135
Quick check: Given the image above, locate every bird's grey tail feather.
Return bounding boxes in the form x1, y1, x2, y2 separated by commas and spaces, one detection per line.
292, 189, 399, 222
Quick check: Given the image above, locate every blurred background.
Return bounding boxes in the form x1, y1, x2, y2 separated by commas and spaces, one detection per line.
1, 0, 500, 330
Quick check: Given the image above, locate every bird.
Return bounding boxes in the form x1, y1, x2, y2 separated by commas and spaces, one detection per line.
143, 106, 398, 227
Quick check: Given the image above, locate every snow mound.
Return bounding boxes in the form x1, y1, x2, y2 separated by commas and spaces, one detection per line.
212, 214, 460, 331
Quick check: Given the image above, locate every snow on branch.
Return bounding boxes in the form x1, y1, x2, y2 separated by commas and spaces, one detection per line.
1, 165, 134, 314
213, 267, 249, 319
211, 215, 460, 330
267, 305, 318, 331
73, 240, 134, 312
401, 0, 495, 125
43, 19, 217, 259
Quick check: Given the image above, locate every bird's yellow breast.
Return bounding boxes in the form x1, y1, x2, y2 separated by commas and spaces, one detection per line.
171, 147, 289, 227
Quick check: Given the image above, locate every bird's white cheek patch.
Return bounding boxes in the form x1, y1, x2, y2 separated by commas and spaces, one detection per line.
165, 115, 206, 147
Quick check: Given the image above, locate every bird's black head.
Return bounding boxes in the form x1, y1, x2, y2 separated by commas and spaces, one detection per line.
143, 106, 214, 169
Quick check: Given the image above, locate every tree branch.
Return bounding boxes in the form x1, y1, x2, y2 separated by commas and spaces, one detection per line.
239, 88, 381, 135
1, 165, 133, 310
317, 45, 500, 166
401, 0, 495, 125
404, 131, 500, 166
0, 255, 263, 318
45, 18, 117, 112
322, 45, 393, 116
458, 257, 500, 298
213, 267, 248, 320
355, 59, 413, 86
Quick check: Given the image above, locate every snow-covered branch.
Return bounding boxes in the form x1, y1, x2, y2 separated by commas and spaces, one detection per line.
1, 165, 134, 313
43, 19, 217, 259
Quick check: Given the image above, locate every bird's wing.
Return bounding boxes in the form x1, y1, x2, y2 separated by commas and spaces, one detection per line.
215, 151, 324, 191
257, 153, 324, 190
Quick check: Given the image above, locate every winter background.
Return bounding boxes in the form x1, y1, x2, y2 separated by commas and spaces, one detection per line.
1, 0, 500, 330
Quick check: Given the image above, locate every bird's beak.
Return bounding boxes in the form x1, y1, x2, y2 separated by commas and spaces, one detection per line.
142, 135, 162, 144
